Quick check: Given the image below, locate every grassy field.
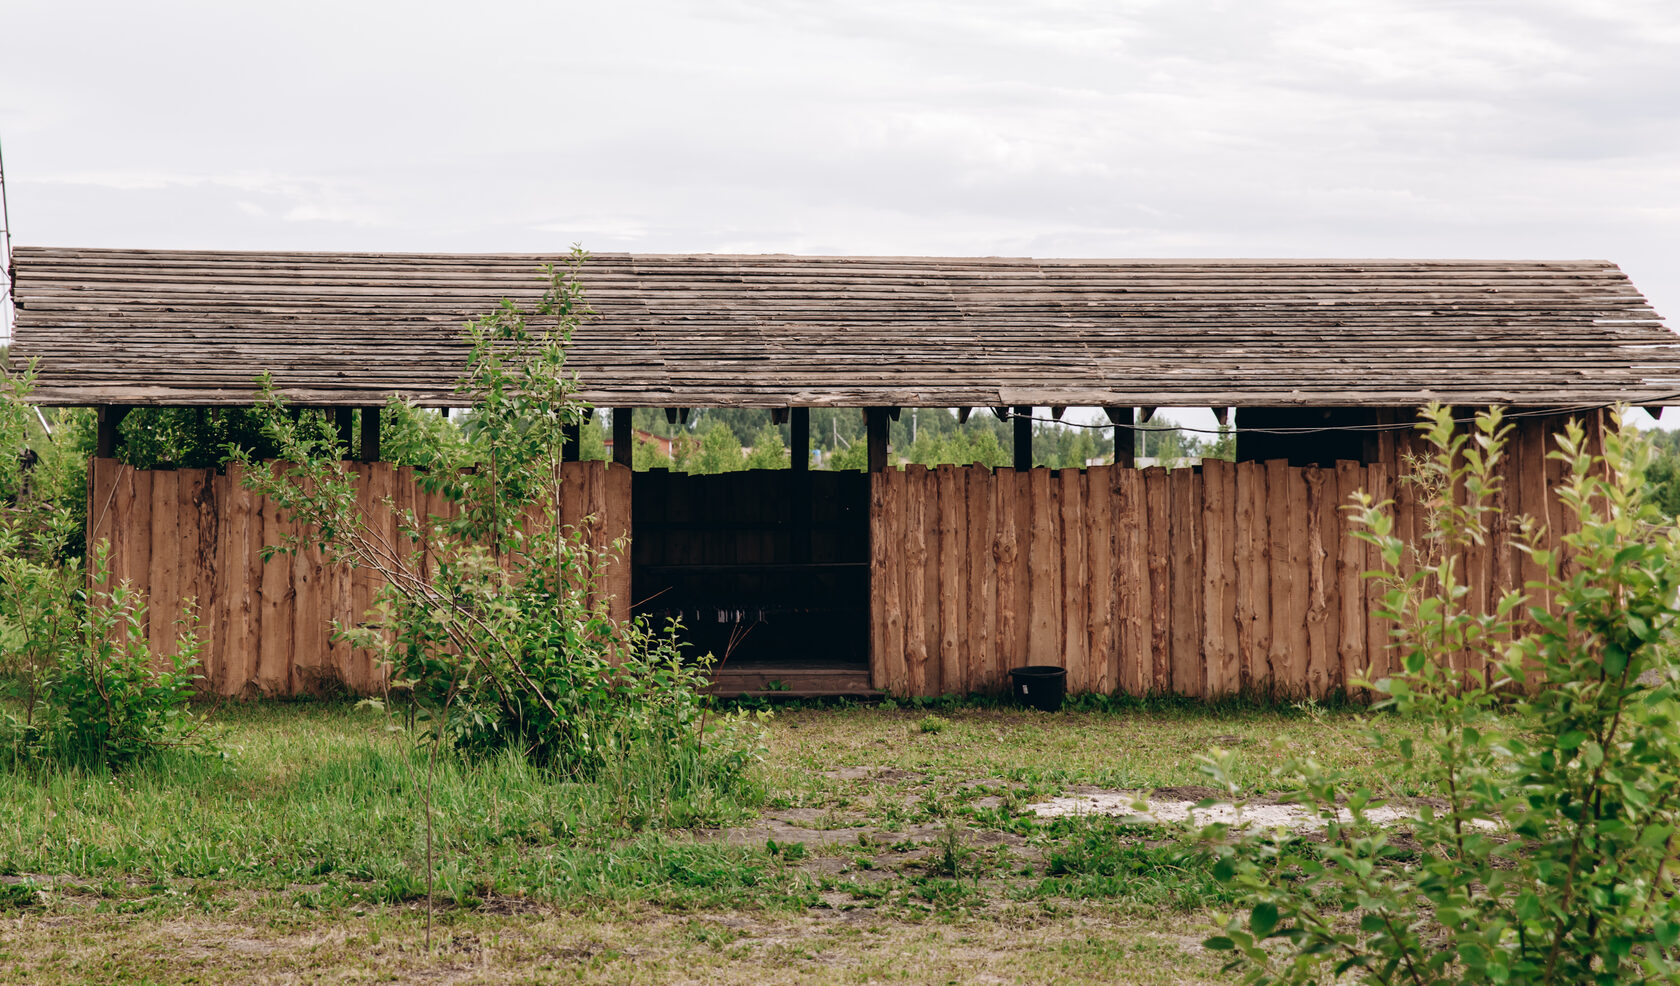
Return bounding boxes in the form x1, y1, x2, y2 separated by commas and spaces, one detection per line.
0, 698, 1449, 984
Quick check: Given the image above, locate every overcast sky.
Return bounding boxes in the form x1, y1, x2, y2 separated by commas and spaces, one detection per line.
2, 0, 1677, 425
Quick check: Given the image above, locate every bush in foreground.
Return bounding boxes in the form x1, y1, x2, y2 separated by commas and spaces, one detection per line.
1201, 406, 1680, 984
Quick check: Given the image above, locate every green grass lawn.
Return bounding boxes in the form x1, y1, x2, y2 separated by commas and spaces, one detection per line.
0, 698, 1452, 984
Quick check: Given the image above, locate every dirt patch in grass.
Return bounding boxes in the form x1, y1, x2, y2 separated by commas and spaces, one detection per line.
0, 900, 1230, 985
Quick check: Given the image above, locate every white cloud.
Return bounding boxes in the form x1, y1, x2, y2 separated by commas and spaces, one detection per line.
0, 0, 1674, 326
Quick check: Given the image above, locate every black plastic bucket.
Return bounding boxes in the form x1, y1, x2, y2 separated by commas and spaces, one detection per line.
1009, 665, 1067, 712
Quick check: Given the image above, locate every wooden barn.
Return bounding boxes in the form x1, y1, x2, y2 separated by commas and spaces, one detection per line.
10, 247, 1680, 699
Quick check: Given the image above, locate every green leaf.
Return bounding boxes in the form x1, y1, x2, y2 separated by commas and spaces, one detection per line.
1250, 902, 1280, 938
1203, 936, 1235, 951
1558, 730, 1588, 751
1605, 644, 1629, 678
1582, 741, 1604, 768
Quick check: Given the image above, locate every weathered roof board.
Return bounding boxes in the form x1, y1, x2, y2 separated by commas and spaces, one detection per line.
10, 246, 1679, 408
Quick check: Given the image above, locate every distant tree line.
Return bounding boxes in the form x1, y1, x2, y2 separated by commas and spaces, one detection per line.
98, 404, 1237, 475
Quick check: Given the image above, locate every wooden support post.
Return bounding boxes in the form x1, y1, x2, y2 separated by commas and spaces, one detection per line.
791, 407, 809, 473
334, 408, 354, 456
956, 407, 973, 425
95, 405, 131, 458
1105, 407, 1134, 468
866, 407, 890, 473
1013, 406, 1033, 471
359, 407, 381, 462
613, 407, 633, 468
562, 420, 581, 462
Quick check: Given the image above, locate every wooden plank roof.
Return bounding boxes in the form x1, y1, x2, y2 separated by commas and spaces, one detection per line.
9, 246, 1678, 408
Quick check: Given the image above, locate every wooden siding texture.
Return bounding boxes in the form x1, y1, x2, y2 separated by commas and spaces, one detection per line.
869, 417, 1580, 699
15, 247, 1676, 408
86, 459, 630, 697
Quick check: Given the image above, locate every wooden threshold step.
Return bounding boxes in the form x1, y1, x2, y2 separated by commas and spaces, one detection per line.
707, 667, 878, 699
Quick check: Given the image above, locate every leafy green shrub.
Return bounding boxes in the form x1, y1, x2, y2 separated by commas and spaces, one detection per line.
43, 552, 202, 770
238, 249, 764, 815
2, 545, 203, 771
1200, 406, 1680, 984
0, 363, 204, 772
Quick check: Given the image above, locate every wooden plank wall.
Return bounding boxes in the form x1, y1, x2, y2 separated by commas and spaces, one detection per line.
86, 459, 631, 698
869, 414, 1584, 699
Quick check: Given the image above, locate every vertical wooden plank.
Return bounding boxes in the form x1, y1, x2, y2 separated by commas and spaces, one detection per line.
1113, 467, 1147, 696
936, 465, 964, 695
1493, 420, 1519, 614
1319, 464, 1342, 697
1302, 466, 1332, 697
386, 464, 420, 674
1364, 462, 1392, 683
1232, 460, 1254, 696
290, 473, 323, 692
869, 471, 891, 691
1026, 468, 1061, 668
967, 465, 997, 694
1519, 418, 1552, 615
346, 463, 376, 693
1144, 467, 1171, 695
147, 470, 181, 662
127, 466, 153, 614
204, 468, 230, 694
218, 464, 251, 696
589, 461, 612, 600
1393, 438, 1420, 593
86, 459, 118, 591
245, 468, 269, 694
1250, 462, 1274, 695
257, 470, 291, 695
106, 463, 132, 590
1264, 461, 1294, 696
903, 465, 932, 697
365, 463, 398, 689
887, 468, 911, 695
1060, 468, 1089, 693
606, 461, 633, 624
1201, 459, 1237, 699
1168, 470, 1203, 696
323, 461, 357, 693
1013, 465, 1033, 670
560, 459, 586, 550
1335, 461, 1368, 696
920, 467, 942, 694
1286, 467, 1311, 696
1544, 415, 1574, 589
1084, 465, 1115, 696
993, 468, 1021, 686
181, 469, 215, 689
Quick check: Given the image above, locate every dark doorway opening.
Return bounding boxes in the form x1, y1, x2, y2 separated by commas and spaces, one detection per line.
630, 470, 871, 694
